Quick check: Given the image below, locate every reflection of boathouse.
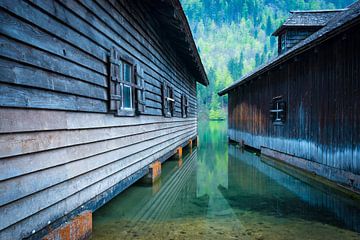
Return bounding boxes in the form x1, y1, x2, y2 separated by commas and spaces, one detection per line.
219, 145, 360, 233
219, 2, 360, 192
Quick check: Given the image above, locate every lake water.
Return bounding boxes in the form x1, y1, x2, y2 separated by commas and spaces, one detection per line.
92, 121, 360, 240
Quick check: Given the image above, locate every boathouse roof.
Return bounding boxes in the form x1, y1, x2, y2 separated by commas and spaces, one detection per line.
146, 0, 209, 86
272, 9, 346, 36
218, 2, 360, 96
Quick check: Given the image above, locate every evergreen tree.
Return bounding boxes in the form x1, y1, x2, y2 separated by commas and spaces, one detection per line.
255, 53, 261, 67
266, 16, 273, 35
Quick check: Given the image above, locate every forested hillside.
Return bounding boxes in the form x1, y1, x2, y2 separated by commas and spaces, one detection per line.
181, 0, 355, 119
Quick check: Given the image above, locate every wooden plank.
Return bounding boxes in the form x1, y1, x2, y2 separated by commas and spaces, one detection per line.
145, 99, 162, 110
0, 131, 197, 239
0, 122, 196, 181
0, 125, 196, 207
0, 58, 107, 100
0, 118, 195, 159
117, 0, 197, 91
0, 108, 197, 133
0, 0, 107, 62
0, 83, 107, 113
0, 35, 106, 87
0, 9, 106, 75
143, 107, 163, 116
145, 91, 162, 103
98, 0, 195, 90
74, 0, 198, 108
0, 0, 197, 114
0, 129, 196, 231
53, 0, 197, 97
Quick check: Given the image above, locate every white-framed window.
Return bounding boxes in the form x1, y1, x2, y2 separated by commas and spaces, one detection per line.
109, 47, 146, 116
270, 96, 286, 125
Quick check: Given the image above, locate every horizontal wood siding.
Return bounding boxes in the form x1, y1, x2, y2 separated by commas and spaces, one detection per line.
228, 23, 360, 177
0, 0, 200, 239
0, 0, 198, 117
285, 30, 315, 50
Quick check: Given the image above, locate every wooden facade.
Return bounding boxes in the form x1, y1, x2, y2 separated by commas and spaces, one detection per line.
0, 0, 208, 239
219, 3, 360, 193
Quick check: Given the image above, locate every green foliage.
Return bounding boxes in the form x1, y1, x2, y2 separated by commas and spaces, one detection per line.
181, 0, 355, 120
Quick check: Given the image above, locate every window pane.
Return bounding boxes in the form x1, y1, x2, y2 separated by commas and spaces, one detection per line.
123, 85, 132, 109
124, 63, 131, 82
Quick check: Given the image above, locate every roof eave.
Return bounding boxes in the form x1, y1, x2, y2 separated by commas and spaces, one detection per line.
218, 5, 360, 96
172, 0, 209, 86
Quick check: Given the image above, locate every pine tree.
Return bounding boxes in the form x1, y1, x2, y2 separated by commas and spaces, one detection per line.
255, 53, 261, 67
266, 16, 273, 35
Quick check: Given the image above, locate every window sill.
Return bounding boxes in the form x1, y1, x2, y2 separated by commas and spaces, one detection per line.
273, 121, 285, 126
114, 109, 136, 117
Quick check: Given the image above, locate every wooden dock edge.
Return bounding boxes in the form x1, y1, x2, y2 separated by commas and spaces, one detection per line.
260, 146, 360, 198
26, 135, 197, 240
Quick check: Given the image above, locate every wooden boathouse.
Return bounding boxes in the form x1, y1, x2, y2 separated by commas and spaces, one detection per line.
0, 0, 208, 239
218, 2, 360, 193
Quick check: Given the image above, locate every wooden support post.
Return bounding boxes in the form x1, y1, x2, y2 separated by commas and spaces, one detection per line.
42, 211, 92, 240
188, 139, 193, 151
177, 146, 183, 159
143, 160, 161, 184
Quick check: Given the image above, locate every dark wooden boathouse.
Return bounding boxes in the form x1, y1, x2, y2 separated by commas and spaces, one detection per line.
218, 2, 360, 193
0, 0, 208, 239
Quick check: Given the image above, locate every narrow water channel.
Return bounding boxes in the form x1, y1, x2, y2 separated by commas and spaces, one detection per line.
92, 121, 360, 240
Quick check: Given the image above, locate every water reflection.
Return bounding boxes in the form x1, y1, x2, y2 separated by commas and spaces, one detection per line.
93, 121, 360, 240
224, 145, 360, 233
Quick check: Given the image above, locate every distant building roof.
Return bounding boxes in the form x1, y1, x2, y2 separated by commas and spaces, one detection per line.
272, 9, 346, 36
218, 2, 360, 96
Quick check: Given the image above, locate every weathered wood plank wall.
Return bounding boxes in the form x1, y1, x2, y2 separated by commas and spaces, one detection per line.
284, 29, 317, 51
0, 0, 200, 239
228, 23, 360, 179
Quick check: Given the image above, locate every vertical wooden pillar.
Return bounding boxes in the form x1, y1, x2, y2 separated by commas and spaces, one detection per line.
177, 146, 183, 159
144, 160, 161, 184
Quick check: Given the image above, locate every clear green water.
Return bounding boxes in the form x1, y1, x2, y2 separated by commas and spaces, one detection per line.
93, 121, 360, 240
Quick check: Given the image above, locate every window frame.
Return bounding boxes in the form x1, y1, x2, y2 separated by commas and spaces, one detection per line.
116, 57, 136, 117
270, 96, 286, 125
162, 80, 175, 118
109, 47, 140, 117
181, 93, 189, 118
